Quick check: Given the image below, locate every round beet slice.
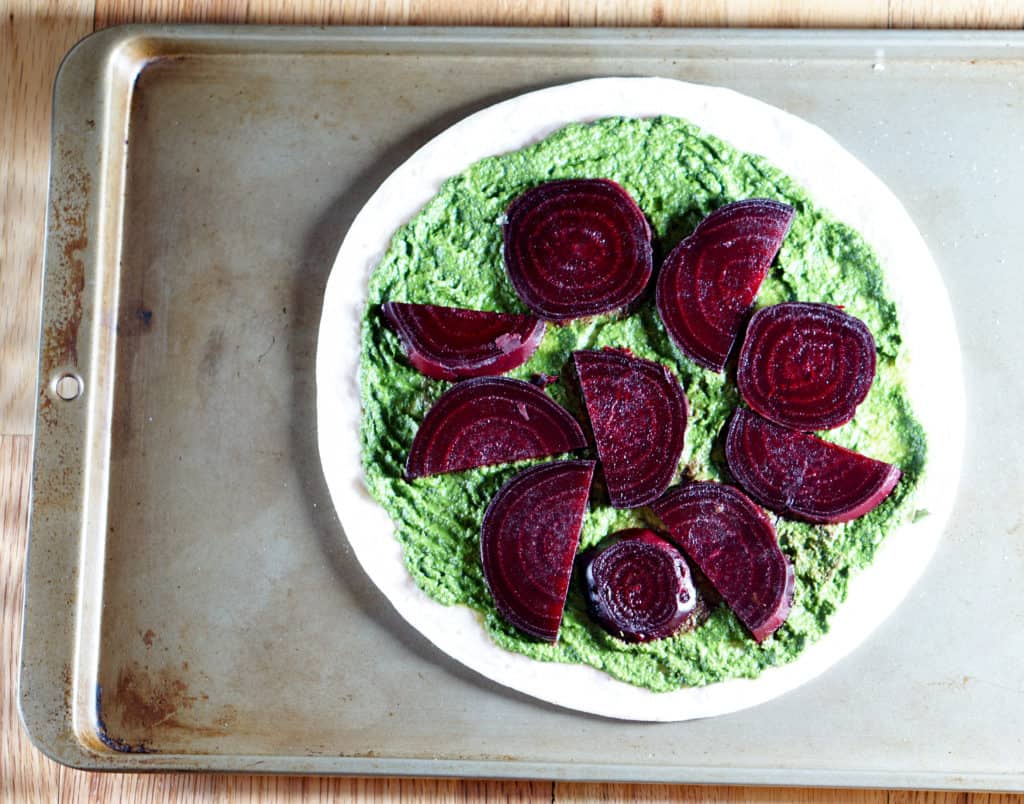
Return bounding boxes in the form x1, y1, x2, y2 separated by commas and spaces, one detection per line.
503, 179, 653, 322
652, 482, 795, 643
405, 377, 586, 479
481, 460, 596, 642
725, 407, 902, 524
737, 302, 877, 431
381, 302, 546, 381
584, 529, 697, 643
573, 349, 688, 509
656, 199, 795, 372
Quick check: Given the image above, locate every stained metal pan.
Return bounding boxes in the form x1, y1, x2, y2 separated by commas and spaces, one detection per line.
20, 26, 1024, 788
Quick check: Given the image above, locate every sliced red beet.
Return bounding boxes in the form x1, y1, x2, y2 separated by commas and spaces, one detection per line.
656, 199, 795, 372
381, 302, 546, 381
503, 179, 653, 322
584, 529, 697, 643
652, 482, 795, 643
725, 407, 902, 524
573, 349, 688, 509
481, 460, 596, 641
737, 302, 876, 431
405, 378, 586, 479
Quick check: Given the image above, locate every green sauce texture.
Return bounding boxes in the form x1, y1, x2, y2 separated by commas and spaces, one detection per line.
358, 116, 927, 691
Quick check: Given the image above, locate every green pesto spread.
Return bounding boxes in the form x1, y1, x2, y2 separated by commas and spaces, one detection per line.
359, 116, 927, 691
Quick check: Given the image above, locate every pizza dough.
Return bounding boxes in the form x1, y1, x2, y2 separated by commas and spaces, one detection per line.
315, 77, 963, 721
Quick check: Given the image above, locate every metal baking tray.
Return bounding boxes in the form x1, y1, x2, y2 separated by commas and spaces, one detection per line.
20, 26, 1024, 788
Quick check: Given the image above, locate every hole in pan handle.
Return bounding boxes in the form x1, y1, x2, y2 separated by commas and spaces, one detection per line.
53, 373, 83, 401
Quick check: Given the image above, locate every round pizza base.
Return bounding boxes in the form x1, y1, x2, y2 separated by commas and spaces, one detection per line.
315, 77, 964, 722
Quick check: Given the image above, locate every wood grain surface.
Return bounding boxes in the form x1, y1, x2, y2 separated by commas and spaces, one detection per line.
3, 0, 1023, 801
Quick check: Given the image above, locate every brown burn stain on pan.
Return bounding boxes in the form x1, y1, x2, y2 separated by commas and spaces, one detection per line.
95, 683, 154, 754
40, 142, 91, 414
38, 139, 90, 419
94, 660, 238, 752
115, 662, 198, 730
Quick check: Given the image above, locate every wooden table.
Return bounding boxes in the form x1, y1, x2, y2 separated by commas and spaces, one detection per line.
3, 1, 1022, 801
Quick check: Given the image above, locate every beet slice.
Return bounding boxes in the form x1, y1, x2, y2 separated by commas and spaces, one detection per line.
405, 377, 586, 479
503, 179, 653, 322
584, 529, 697, 643
737, 302, 876, 431
481, 460, 596, 641
381, 302, 546, 381
656, 199, 795, 372
573, 349, 688, 508
725, 407, 902, 524
652, 482, 795, 643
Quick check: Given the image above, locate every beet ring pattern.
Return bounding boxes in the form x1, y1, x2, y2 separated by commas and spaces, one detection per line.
584, 530, 697, 643
737, 302, 876, 431
405, 377, 586, 479
502, 179, 653, 322
656, 199, 794, 372
480, 460, 596, 642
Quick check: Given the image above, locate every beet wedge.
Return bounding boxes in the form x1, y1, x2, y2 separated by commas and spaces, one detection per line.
652, 482, 795, 643
381, 302, 546, 381
405, 378, 586, 479
737, 302, 876, 431
656, 199, 795, 372
573, 349, 688, 509
725, 407, 902, 524
584, 529, 697, 643
481, 460, 596, 641
503, 179, 653, 322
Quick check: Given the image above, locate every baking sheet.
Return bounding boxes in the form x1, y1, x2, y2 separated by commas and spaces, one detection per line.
20, 26, 1024, 788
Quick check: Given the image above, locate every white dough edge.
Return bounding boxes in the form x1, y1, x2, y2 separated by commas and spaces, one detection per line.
315, 77, 964, 722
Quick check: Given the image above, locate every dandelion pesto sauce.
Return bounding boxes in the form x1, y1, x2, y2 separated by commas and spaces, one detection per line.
359, 116, 927, 691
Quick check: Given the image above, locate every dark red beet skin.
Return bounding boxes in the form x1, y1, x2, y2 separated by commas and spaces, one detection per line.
481, 460, 596, 641
503, 179, 653, 322
405, 378, 586, 479
573, 349, 689, 509
725, 407, 902, 524
584, 529, 697, 643
381, 302, 546, 381
737, 302, 876, 431
656, 199, 795, 372
652, 482, 795, 643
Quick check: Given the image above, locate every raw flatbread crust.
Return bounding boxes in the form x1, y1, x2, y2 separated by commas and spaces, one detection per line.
316, 77, 963, 721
